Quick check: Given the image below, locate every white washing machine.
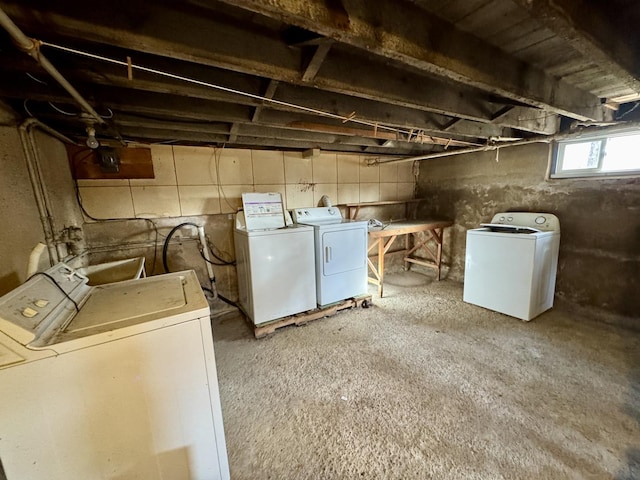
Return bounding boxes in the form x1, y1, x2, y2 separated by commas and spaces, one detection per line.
463, 212, 560, 321
0, 263, 229, 480
292, 207, 368, 307
234, 193, 317, 325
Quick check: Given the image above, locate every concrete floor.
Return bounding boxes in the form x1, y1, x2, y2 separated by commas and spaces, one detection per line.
212, 272, 640, 480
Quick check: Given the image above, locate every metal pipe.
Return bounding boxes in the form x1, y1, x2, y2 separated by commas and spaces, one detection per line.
18, 122, 59, 265
369, 120, 640, 165
0, 7, 105, 125
20, 117, 76, 146
18, 119, 79, 266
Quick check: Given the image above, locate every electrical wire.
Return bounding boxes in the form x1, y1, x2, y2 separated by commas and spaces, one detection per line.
23, 98, 34, 117
26, 72, 48, 85
49, 101, 78, 116
217, 293, 239, 308
200, 286, 238, 308
200, 250, 235, 266
214, 145, 238, 213
161, 222, 233, 270
100, 107, 114, 119
71, 150, 159, 273
39, 40, 462, 143
617, 101, 640, 120
26, 271, 79, 312
205, 238, 235, 265
161, 222, 239, 308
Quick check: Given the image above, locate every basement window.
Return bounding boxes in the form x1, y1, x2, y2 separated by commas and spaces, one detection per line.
551, 130, 640, 178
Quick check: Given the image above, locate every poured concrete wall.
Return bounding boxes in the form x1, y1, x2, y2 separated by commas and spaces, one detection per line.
0, 125, 84, 295
416, 142, 640, 321
0, 126, 46, 294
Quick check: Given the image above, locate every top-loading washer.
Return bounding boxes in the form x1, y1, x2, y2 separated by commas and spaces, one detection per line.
292, 206, 368, 307
463, 212, 561, 321
234, 192, 316, 324
0, 263, 229, 480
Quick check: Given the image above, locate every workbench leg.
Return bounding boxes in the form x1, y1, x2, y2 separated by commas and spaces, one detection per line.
436, 228, 443, 281
378, 236, 385, 297
404, 233, 410, 271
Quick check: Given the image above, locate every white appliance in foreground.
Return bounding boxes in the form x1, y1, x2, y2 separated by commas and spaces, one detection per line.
0, 264, 229, 480
463, 212, 561, 321
234, 193, 317, 325
292, 206, 368, 307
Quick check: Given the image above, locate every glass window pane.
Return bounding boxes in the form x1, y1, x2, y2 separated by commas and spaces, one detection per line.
602, 135, 640, 171
562, 141, 601, 170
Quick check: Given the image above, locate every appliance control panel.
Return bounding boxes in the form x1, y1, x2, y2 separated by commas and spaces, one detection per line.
489, 212, 560, 232
0, 263, 89, 345
291, 206, 343, 223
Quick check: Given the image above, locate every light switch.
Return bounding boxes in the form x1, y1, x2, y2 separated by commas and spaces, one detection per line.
34, 299, 49, 308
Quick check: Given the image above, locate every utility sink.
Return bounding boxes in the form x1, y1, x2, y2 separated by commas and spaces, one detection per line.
77, 257, 146, 286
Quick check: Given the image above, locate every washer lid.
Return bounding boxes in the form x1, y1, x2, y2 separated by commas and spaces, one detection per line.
35, 270, 209, 348
66, 275, 186, 334
480, 223, 542, 234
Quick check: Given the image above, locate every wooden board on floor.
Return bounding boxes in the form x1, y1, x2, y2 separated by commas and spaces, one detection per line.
249, 295, 372, 338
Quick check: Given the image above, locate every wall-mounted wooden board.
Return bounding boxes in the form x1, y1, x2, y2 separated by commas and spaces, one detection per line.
66, 145, 154, 179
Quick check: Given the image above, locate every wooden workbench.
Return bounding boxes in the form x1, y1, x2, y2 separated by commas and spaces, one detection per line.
342, 199, 424, 220
367, 219, 453, 297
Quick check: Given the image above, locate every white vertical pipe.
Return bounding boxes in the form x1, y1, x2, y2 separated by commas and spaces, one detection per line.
198, 226, 218, 299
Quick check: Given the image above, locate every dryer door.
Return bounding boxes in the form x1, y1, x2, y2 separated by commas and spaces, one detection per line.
321, 227, 367, 276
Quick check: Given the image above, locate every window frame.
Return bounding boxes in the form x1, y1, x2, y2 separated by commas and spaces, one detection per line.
551, 129, 640, 179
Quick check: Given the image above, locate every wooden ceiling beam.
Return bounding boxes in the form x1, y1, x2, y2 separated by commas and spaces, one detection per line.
252, 79, 279, 122
511, 0, 640, 102
0, 2, 556, 134
0, 65, 514, 139
221, 0, 605, 121
301, 41, 333, 83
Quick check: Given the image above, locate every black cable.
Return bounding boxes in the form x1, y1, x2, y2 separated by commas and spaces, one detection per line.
200, 287, 238, 308
27, 272, 80, 312
162, 222, 200, 273
217, 293, 239, 308
163, 224, 239, 309
205, 239, 236, 265
199, 249, 235, 266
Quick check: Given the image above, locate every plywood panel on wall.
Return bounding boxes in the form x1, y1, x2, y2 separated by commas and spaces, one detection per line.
67, 145, 154, 180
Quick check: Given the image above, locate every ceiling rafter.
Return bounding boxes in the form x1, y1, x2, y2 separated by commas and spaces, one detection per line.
511, 0, 640, 103
220, 0, 605, 120
0, 1, 556, 134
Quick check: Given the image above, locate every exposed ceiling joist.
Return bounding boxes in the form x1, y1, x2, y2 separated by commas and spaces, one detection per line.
512, 0, 640, 103
0, 2, 556, 134
1, 0, 638, 156
0, 62, 514, 139
220, 0, 605, 121
251, 79, 279, 122
301, 40, 333, 83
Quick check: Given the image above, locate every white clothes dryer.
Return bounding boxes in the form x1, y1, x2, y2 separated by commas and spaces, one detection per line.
292, 207, 368, 307
463, 212, 561, 321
